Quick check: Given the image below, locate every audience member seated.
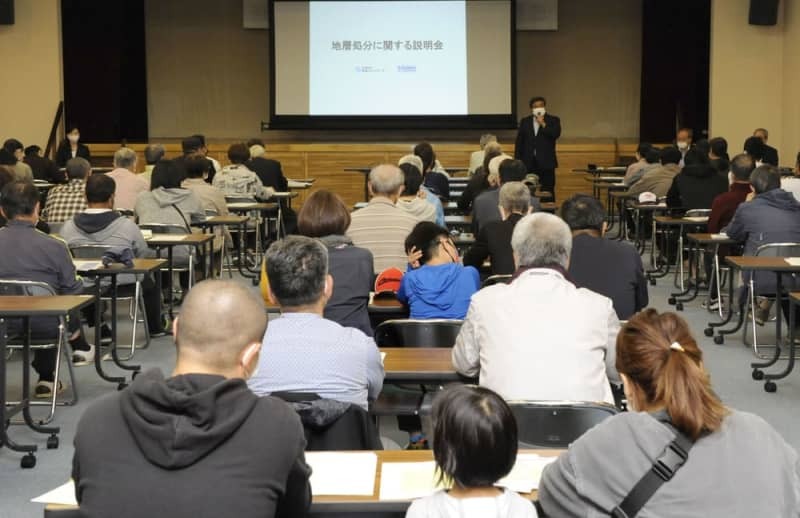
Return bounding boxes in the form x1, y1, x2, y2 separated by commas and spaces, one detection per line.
398, 154, 444, 226
538, 310, 800, 516
142, 143, 165, 184
135, 159, 205, 272
708, 136, 730, 174
399, 221, 480, 319
172, 136, 202, 180
24, 145, 62, 183
463, 182, 531, 276
468, 133, 498, 174
414, 142, 450, 201
623, 145, 659, 188
622, 142, 653, 186
473, 158, 540, 234
246, 140, 289, 192
0, 170, 48, 232
627, 146, 682, 199
249, 236, 384, 410
782, 151, 800, 202
61, 174, 167, 335
562, 194, 648, 320
743, 135, 767, 167
753, 127, 779, 166
41, 157, 91, 224
675, 127, 693, 165
452, 213, 621, 404
298, 190, 374, 336
666, 148, 728, 211
107, 147, 148, 210
406, 385, 536, 518
0, 181, 94, 397
191, 133, 222, 179
182, 153, 230, 253
347, 164, 420, 272
459, 141, 503, 212
2, 138, 33, 182
55, 126, 91, 167
397, 163, 437, 223
213, 143, 273, 200
72, 280, 312, 518
725, 165, 800, 321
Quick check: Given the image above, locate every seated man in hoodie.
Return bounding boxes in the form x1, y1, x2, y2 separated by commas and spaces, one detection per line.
249, 236, 384, 411
72, 280, 311, 518
61, 174, 167, 335
397, 162, 437, 223
399, 221, 480, 320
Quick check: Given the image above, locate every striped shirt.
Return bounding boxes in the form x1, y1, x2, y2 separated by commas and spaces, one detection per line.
347, 197, 420, 272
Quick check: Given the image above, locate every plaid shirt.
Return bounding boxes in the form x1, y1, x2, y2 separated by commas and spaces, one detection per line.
42, 179, 87, 223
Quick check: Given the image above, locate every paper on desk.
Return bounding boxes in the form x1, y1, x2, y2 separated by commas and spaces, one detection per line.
497, 454, 557, 492
785, 258, 800, 266
32, 480, 77, 505
379, 461, 443, 500
227, 202, 254, 209
306, 452, 378, 496
684, 216, 709, 222
711, 233, 729, 240
72, 260, 102, 272
288, 180, 311, 188
147, 234, 187, 242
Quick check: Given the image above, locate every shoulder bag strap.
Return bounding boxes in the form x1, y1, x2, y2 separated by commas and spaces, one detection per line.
171, 203, 191, 232
610, 420, 696, 518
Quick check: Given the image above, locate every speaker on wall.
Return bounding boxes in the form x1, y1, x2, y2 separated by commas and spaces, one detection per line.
0, 0, 14, 25
749, 0, 779, 26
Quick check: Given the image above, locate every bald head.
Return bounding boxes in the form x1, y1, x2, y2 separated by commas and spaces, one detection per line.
175, 280, 267, 371
369, 164, 404, 197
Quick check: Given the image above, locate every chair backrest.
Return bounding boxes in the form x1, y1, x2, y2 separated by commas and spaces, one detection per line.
509, 401, 619, 448
685, 208, 711, 217
138, 223, 189, 235
70, 244, 113, 259
204, 208, 219, 217
755, 242, 800, 258
0, 279, 57, 297
225, 196, 256, 204
374, 319, 463, 347
482, 274, 512, 288
118, 208, 135, 218
48, 222, 64, 236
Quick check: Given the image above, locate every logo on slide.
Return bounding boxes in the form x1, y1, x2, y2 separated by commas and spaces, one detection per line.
397, 65, 417, 73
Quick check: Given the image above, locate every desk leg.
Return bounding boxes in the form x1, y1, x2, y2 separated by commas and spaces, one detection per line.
93, 278, 126, 386
0, 318, 38, 456
167, 246, 175, 319
20, 317, 59, 436
708, 264, 738, 334
109, 275, 140, 373
763, 294, 797, 389
752, 272, 783, 372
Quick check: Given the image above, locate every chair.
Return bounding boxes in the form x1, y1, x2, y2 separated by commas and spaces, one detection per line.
204, 208, 233, 279
118, 208, 135, 219
139, 222, 196, 291
374, 319, 463, 348
0, 280, 78, 424
676, 209, 712, 291
47, 222, 64, 236
481, 274, 512, 288
70, 245, 150, 358
742, 242, 800, 358
509, 401, 619, 448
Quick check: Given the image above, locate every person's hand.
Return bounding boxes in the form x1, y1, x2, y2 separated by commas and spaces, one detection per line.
407, 246, 423, 269
536, 115, 546, 126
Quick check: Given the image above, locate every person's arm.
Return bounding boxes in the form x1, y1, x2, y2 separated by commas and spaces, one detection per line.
452, 303, 481, 377
364, 336, 384, 401
604, 305, 621, 385
131, 224, 153, 258
82, 144, 92, 163
275, 437, 312, 518
462, 227, 490, 270
56, 242, 83, 295
537, 450, 590, 517
723, 205, 747, 239
539, 115, 562, 140
633, 250, 648, 312
396, 275, 410, 304
666, 176, 681, 208
707, 196, 724, 234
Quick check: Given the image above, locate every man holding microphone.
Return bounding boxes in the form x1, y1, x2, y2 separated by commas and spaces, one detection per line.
515, 96, 562, 200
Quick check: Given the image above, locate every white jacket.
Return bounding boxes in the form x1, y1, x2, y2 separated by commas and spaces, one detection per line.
406, 489, 537, 518
452, 268, 620, 404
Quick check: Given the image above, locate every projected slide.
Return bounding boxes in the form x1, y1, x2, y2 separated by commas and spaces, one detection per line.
308, 1, 467, 116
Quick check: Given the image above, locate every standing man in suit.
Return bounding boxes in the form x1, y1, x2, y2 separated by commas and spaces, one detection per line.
753, 128, 779, 166
514, 96, 561, 200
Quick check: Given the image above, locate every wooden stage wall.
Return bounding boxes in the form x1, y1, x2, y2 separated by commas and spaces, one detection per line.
87, 140, 639, 209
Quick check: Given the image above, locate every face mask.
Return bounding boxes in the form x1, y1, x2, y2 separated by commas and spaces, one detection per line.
68, 135, 80, 144
677, 141, 689, 151
532, 107, 546, 118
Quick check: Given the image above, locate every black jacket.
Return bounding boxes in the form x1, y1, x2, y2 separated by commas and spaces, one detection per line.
458, 168, 491, 211
463, 213, 523, 275
55, 141, 91, 168
247, 157, 289, 191
73, 369, 311, 518
764, 144, 779, 167
321, 235, 374, 336
25, 155, 63, 183
424, 171, 450, 201
514, 113, 562, 171
666, 164, 729, 211
568, 233, 649, 320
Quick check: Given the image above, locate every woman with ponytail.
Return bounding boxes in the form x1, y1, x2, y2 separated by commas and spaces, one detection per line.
537, 309, 800, 517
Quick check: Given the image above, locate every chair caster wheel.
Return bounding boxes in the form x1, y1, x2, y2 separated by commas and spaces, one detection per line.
752, 369, 764, 380
117, 382, 128, 391
649, 278, 657, 286
132, 370, 140, 379
20, 453, 36, 469
46, 435, 59, 449
713, 335, 724, 345
668, 297, 676, 305
704, 328, 714, 337
251, 277, 259, 286
764, 381, 777, 393
675, 302, 684, 311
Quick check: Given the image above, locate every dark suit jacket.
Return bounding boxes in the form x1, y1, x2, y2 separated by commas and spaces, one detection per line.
471, 188, 541, 234
247, 157, 288, 191
764, 144, 779, 167
568, 233, 648, 320
55, 142, 91, 168
25, 155, 63, 183
666, 165, 729, 211
463, 213, 522, 275
514, 113, 562, 171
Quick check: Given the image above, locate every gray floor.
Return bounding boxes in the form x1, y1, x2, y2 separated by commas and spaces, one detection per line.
2, 267, 800, 518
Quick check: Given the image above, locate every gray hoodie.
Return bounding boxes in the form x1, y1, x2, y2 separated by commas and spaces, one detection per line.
134, 188, 205, 263
398, 197, 437, 223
